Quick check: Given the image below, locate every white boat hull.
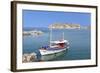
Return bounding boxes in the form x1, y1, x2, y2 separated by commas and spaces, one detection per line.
39, 48, 68, 61
39, 48, 67, 55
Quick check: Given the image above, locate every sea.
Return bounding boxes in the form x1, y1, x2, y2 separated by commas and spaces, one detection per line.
23, 28, 91, 61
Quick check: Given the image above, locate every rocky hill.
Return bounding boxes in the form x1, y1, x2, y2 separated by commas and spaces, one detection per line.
49, 23, 80, 29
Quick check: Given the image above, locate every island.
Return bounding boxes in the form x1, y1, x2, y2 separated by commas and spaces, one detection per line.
49, 23, 80, 29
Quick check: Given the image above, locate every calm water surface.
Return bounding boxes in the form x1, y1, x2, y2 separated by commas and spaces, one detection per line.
23, 28, 91, 61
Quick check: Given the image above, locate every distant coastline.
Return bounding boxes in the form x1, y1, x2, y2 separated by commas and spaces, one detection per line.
23, 23, 90, 36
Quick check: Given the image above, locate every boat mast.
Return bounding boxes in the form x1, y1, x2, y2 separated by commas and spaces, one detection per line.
62, 32, 64, 40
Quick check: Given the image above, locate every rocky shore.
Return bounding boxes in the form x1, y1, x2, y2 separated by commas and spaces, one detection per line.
23, 30, 44, 36
22, 52, 37, 63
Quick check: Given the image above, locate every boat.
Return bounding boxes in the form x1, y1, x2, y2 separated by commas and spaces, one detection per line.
39, 28, 69, 61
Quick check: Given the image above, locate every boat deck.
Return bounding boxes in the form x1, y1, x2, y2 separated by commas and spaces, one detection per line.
40, 46, 66, 51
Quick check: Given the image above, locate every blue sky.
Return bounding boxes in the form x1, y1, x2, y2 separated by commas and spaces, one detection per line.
23, 10, 91, 28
